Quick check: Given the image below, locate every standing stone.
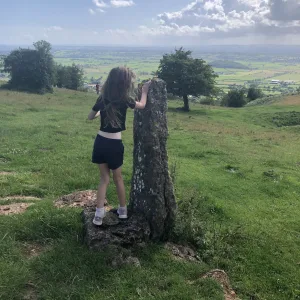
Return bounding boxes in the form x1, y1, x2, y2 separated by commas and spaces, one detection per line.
129, 79, 177, 241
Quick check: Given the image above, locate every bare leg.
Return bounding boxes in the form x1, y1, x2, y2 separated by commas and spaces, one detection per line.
112, 167, 126, 207
96, 164, 110, 209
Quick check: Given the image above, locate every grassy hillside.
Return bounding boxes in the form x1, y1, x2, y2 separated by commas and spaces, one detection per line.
0, 88, 300, 299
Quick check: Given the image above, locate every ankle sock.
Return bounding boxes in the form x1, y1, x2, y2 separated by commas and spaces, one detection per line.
95, 207, 105, 217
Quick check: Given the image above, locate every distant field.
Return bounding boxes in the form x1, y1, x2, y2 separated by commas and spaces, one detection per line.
53, 50, 300, 96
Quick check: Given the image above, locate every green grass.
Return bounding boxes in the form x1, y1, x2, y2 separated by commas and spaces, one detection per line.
1, 88, 300, 299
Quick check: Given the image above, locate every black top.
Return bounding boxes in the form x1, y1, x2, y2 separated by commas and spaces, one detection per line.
92, 97, 136, 133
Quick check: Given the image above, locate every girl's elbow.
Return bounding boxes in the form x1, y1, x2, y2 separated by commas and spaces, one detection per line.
136, 103, 146, 110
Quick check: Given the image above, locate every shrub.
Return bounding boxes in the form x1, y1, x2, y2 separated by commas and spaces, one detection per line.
247, 85, 264, 101
221, 88, 247, 107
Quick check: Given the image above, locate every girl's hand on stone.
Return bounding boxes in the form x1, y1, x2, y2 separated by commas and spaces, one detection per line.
142, 81, 151, 94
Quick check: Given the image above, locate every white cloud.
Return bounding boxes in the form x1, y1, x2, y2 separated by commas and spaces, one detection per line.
110, 0, 134, 8
149, 0, 300, 39
43, 26, 63, 40
97, 8, 105, 12
89, 8, 96, 15
93, 0, 109, 8
93, 31, 99, 35
46, 26, 63, 31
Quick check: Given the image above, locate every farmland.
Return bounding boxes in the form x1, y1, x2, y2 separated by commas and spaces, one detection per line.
51, 46, 300, 95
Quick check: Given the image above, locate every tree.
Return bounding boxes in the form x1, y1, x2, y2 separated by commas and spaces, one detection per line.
3, 40, 55, 93
247, 85, 264, 101
296, 86, 300, 94
157, 48, 218, 111
221, 88, 247, 108
0, 55, 5, 69
68, 64, 84, 90
54, 64, 84, 90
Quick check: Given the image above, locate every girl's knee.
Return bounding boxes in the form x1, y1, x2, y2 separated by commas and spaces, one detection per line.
113, 173, 123, 184
100, 175, 110, 185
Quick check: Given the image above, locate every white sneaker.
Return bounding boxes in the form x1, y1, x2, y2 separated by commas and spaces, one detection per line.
117, 207, 127, 219
93, 210, 106, 226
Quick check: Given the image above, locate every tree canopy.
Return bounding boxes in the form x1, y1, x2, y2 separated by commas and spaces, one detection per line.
3, 40, 84, 93
247, 85, 264, 101
221, 88, 247, 108
157, 48, 218, 111
3, 40, 55, 93
55, 64, 84, 90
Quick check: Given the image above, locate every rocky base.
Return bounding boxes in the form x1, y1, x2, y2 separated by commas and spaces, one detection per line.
82, 208, 151, 250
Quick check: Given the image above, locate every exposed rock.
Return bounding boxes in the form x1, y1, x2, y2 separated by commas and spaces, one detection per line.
129, 79, 177, 241
165, 242, 201, 262
82, 209, 150, 250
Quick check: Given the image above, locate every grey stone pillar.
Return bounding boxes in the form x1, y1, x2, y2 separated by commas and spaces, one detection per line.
129, 79, 177, 241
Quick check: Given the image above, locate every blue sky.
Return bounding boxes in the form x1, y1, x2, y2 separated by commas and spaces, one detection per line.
1, 0, 300, 45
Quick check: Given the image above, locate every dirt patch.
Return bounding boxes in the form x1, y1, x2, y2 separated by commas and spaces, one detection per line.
0, 203, 34, 215
55, 190, 110, 210
0, 171, 17, 175
202, 269, 239, 300
22, 242, 48, 258
0, 196, 41, 201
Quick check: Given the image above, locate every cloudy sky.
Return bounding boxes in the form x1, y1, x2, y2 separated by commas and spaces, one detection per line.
1, 0, 300, 46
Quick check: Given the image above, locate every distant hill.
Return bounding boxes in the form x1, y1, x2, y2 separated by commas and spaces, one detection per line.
210, 60, 249, 69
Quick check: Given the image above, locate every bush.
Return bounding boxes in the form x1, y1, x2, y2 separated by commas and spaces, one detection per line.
200, 97, 215, 105
221, 88, 247, 107
55, 64, 84, 91
247, 85, 264, 101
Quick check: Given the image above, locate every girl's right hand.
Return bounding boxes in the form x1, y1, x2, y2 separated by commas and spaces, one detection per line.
142, 81, 151, 93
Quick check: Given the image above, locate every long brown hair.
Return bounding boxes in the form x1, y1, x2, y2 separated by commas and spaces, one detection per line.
99, 66, 136, 128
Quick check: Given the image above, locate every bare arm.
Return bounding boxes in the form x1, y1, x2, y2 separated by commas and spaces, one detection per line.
87, 110, 100, 120
135, 81, 151, 110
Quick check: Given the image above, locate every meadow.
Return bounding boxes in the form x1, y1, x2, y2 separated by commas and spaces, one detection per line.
0, 87, 300, 299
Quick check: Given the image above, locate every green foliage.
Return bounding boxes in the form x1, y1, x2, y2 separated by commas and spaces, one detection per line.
157, 48, 218, 111
245, 95, 283, 107
296, 86, 300, 94
271, 111, 300, 127
0, 55, 5, 69
55, 63, 84, 90
247, 85, 264, 101
221, 88, 247, 107
3, 40, 54, 94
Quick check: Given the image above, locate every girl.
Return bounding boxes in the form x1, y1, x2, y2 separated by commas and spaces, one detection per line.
88, 67, 151, 226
